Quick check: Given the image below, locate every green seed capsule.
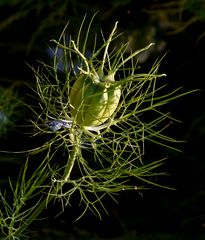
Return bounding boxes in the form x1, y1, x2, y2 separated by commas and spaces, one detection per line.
70, 74, 121, 127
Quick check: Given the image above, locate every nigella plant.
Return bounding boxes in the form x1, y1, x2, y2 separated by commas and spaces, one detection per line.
0, 14, 194, 239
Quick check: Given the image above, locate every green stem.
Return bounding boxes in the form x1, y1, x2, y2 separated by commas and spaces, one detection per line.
100, 21, 118, 72
63, 144, 78, 181
7, 144, 78, 239
71, 40, 90, 74
115, 43, 154, 71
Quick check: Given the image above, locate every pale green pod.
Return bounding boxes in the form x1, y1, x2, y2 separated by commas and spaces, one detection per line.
70, 74, 121, 127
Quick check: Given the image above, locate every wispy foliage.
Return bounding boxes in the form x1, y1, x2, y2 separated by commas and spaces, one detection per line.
0, 14, 195, 239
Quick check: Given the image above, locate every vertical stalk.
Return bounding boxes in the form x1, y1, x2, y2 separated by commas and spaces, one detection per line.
8, 142, 78, 239
100, 21, 118, 72
63, 148, 77, 180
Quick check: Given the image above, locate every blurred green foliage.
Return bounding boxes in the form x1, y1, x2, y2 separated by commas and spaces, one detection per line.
0, 83, 23, 137
0, 0, 204, 57
146, 0, 205, 40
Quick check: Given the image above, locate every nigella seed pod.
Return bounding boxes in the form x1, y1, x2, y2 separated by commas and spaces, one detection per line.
70, 74, 121, 127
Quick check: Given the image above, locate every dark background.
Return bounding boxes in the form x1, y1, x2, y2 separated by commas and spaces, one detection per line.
0, 0, 205, 239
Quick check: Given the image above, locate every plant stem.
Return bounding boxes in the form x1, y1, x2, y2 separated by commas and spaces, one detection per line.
8, 144, 78, 239
100, 21, 118, 72
63, 145, 78, 181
